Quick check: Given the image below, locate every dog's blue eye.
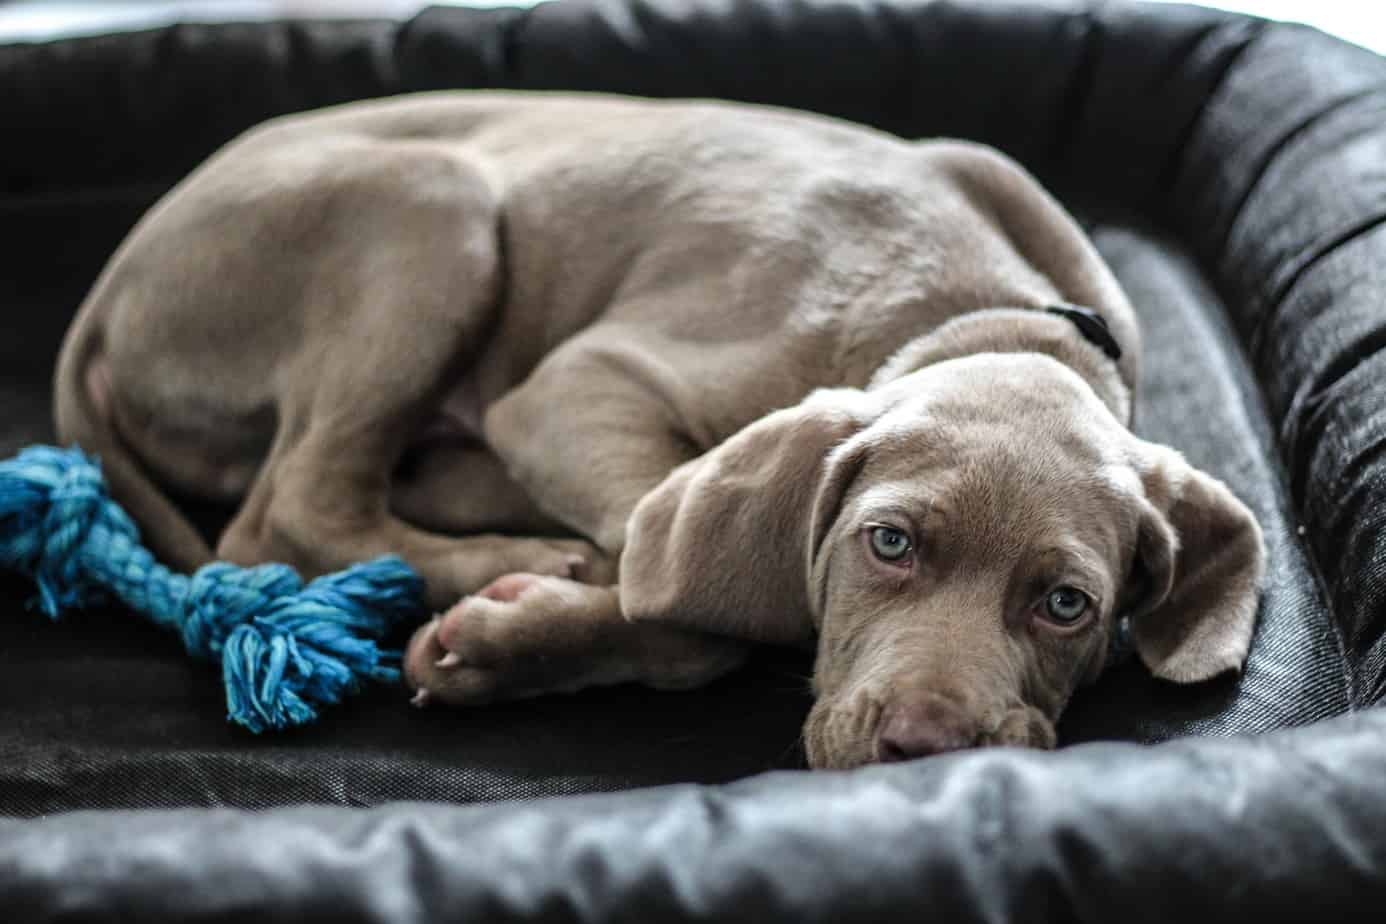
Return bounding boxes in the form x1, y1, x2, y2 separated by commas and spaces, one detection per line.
1045, 586, 1089, 624
869, 526, 913, 562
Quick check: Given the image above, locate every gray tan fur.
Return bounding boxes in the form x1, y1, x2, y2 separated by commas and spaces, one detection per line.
54, 92, 1264, 768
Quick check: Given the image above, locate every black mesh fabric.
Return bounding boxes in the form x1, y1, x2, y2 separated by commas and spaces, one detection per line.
2, 0, 1385, 918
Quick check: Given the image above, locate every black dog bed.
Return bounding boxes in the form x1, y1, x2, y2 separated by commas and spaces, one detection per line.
2, 1, 1384, 919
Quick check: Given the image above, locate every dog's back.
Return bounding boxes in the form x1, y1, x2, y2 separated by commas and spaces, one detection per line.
243, 92, 1131, 436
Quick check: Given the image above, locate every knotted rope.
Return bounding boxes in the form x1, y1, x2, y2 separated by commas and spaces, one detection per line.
0, 445, 425, 732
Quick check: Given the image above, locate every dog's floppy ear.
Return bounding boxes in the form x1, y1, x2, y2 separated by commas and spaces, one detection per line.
620, 389, 871, 645
1123, 444, 1265, 683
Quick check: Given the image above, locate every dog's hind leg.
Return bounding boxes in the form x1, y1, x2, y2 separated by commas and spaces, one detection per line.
212, 144, 596, 610
390, 443, 566, 538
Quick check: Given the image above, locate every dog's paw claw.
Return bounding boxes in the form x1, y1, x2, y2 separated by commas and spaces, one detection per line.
410, 687, 433, 708
436, 651, 463, 669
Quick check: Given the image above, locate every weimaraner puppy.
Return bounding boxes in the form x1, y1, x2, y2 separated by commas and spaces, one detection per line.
55, 92, 1264, 768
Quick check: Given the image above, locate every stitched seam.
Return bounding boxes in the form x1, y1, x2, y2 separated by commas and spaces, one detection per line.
1154, 17, 1260, 199
496, 2, 529, 82
1048, 7, 1099, 174
1227, 86, 1383, 276
1163, 16, 1268, 256
1283, 276, 1386, 421
1267, 211, 1386, 330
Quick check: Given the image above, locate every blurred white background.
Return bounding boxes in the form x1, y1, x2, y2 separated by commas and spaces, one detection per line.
1150, 0, 1384, 53
0, 1, 535, 41
0, 1, 1381, 54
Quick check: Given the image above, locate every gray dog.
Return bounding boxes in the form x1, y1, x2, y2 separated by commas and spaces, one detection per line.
55, 92, 1263, 768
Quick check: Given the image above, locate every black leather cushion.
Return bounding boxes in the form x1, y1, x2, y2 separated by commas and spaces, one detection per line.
2, 0, 1384, 918
7, 709, 1386, 921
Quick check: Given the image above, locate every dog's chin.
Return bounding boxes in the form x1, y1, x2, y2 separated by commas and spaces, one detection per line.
802, 697, 1058, 770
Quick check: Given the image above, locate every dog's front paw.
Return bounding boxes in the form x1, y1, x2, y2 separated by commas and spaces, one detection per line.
403, 573, 623, 706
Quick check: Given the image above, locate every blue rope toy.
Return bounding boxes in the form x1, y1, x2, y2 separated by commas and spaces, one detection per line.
0, 445, 426, 732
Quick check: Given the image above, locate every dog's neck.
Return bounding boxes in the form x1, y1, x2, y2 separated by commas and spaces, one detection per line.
868, 307, 1133, 424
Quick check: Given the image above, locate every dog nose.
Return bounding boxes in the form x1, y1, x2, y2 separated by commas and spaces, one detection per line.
876, 696, 980, 762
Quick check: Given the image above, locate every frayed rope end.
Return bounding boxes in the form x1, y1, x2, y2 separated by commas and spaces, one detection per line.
218, 556, 424, 733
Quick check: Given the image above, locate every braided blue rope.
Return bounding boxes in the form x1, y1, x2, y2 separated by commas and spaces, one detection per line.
0, 445, 425, 732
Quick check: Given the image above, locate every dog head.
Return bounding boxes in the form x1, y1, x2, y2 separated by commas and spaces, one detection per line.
621, 320, 1263, 769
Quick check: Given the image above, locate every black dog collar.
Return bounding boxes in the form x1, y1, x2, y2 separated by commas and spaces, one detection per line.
1045, 303, 1122, 362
